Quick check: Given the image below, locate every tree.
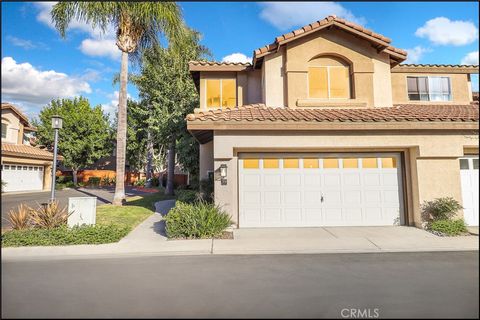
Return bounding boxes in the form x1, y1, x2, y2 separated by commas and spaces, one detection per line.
131, 28, 209, 195
51, 2, 184, 205
35, 97, 113, 185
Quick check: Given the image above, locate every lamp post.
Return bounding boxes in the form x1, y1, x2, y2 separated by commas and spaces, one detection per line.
50, 115, 63, 202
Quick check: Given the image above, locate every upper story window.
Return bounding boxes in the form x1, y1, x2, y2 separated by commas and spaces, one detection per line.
308, 56, 351, 99
206, 79, 236, 108
407, 76, 451, 101
1, 123, 7, 139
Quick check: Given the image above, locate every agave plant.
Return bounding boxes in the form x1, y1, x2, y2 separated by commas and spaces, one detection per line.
6, 204, 31, 230
29, 201, 72, 229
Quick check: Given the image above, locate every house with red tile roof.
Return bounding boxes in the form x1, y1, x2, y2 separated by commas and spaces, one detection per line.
186, 15, 479, 229
1, 102, 61, 192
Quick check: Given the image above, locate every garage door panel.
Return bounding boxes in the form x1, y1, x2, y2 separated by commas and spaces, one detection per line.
460, 157, 479, 226
239, 154, 403, 227
2, 164, 44, 192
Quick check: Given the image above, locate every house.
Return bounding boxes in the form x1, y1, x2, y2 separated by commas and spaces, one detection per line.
186, 15, 479, 229
1, 102, 60, 192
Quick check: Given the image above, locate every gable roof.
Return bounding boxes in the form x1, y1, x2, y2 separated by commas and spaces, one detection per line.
1, 102, 36, 130
253, 15, 407, 68
392, 64, 479, 74
1, 143, 62, 161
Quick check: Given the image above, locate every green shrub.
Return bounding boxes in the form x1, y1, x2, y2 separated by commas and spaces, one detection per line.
165, 201, 231, 239
429, 219, 468, 236
176, 190, 199, 204
134, 179, 146, 187
1, 224, 130, 247
151, 177, 160, 187
101, 175, 115, 186
88, 177, 101, 186
421, 197, 463, 222
56, 175, 73, 183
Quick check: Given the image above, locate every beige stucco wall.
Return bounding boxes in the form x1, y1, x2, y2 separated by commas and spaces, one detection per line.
1, 155, 53, 191
263, 46, 286, 107
1, 109, 22, 144
211, 130, 478, 227
199, 140, 214, 180
391, 72, 472, 104
283, 29, 392, 108
246, 69, 263, 105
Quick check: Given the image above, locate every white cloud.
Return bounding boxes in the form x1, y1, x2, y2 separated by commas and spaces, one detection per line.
1, 57, 91, 106
404, 46, 432, 64
101, 91, 131, 118
35, 2, 119, 60
79, 39, 121, 61
461, 51, 479, 65
221, 53, 252, 64
259, 2, 366, 31
7, 36, 49, 50
415, 17, 479, 46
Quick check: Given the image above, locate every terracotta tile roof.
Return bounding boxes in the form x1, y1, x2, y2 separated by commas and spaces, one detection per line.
187, 103, 479, 123
253, 15, 407, 63
188, 60, 251, 67
1, 143, 62, 161
399, 64, 479, 68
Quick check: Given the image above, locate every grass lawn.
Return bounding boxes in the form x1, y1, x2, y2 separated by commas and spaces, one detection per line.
2, 192, 176, 247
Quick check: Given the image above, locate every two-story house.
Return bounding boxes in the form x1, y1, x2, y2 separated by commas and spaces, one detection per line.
187, 16, 479, 229
1, 102, 59, 193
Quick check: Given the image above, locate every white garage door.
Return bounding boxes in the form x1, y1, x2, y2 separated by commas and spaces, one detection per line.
460, 156, 479, 226
1, 164, 44, 192
239, 153, 404, 227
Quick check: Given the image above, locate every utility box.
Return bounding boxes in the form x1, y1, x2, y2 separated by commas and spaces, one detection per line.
68, 197, 97, 227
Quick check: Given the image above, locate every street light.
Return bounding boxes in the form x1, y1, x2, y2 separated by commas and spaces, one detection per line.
50, 115, 63, 202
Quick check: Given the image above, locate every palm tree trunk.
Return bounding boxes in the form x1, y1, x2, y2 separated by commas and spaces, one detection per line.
113, 51, 129, 206
165, 135, 176, 196
72, 169, 78, 186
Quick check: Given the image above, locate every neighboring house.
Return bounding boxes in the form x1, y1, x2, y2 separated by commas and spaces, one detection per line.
1, 102, 60, 192
187, 15, 479, 229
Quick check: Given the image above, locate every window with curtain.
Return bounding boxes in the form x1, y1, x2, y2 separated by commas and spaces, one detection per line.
407, 76, 451, 101
309, 66, 350, 99
206, 79, 236, 108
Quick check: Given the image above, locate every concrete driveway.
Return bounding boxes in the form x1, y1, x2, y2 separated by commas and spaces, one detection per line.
1, 187, 151, 228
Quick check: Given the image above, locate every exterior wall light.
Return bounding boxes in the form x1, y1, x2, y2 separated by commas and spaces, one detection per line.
220, 164, 227, 185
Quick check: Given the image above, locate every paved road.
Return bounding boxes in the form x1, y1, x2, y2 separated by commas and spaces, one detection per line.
1, 187, 150, 228
2, 252, 478, 318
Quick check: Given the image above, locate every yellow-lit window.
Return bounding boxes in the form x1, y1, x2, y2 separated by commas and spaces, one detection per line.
343, 158, 358, 168
303, 158, 319, 169
362, 158, 378, 168
381, 157, 397, 168
243, 159, 259, 169
329, 67, 349, 98
308, 66, 349, 99
206, 79, 220, 108
206, 79, 236, 108
284, 159, 299, 169
222, 79, 236, 108
323, 159, 339, 169
308, 67, 328, 98
263, 159, 279, 169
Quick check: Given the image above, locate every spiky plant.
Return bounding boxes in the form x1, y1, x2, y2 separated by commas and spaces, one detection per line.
29, 201, 71, 229
51, 2, 184, 205
6, 204, 32, 230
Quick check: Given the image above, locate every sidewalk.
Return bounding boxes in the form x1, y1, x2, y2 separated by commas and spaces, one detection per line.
2, 200, 478, 261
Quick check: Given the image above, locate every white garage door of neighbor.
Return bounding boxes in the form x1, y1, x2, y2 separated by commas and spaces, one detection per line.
460, 156, 479, 226
1, 164, 44, 192
239, 153, 404, 228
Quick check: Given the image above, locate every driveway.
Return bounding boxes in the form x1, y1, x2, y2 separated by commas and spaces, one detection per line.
1, 187, 151, 228
2, 252, 478, 318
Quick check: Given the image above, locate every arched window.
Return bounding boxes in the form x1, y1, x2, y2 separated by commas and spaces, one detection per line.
308, 55, 351, 99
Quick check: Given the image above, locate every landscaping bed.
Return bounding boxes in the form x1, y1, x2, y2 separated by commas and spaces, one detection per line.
2, 192, 175, 247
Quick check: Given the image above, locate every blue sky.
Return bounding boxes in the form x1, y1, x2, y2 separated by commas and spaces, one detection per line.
2, 1, 479, 120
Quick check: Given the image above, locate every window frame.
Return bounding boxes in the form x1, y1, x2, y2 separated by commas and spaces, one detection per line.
1, 122, 7, 139
406, 76, 452, 102
205, 78, 237, 109
308, 65, 350, 100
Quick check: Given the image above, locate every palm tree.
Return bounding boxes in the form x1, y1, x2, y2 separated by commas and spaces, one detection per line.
51, 2, 184, 205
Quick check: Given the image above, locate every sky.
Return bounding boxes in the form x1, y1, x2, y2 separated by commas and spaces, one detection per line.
2, 1, 479, 120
